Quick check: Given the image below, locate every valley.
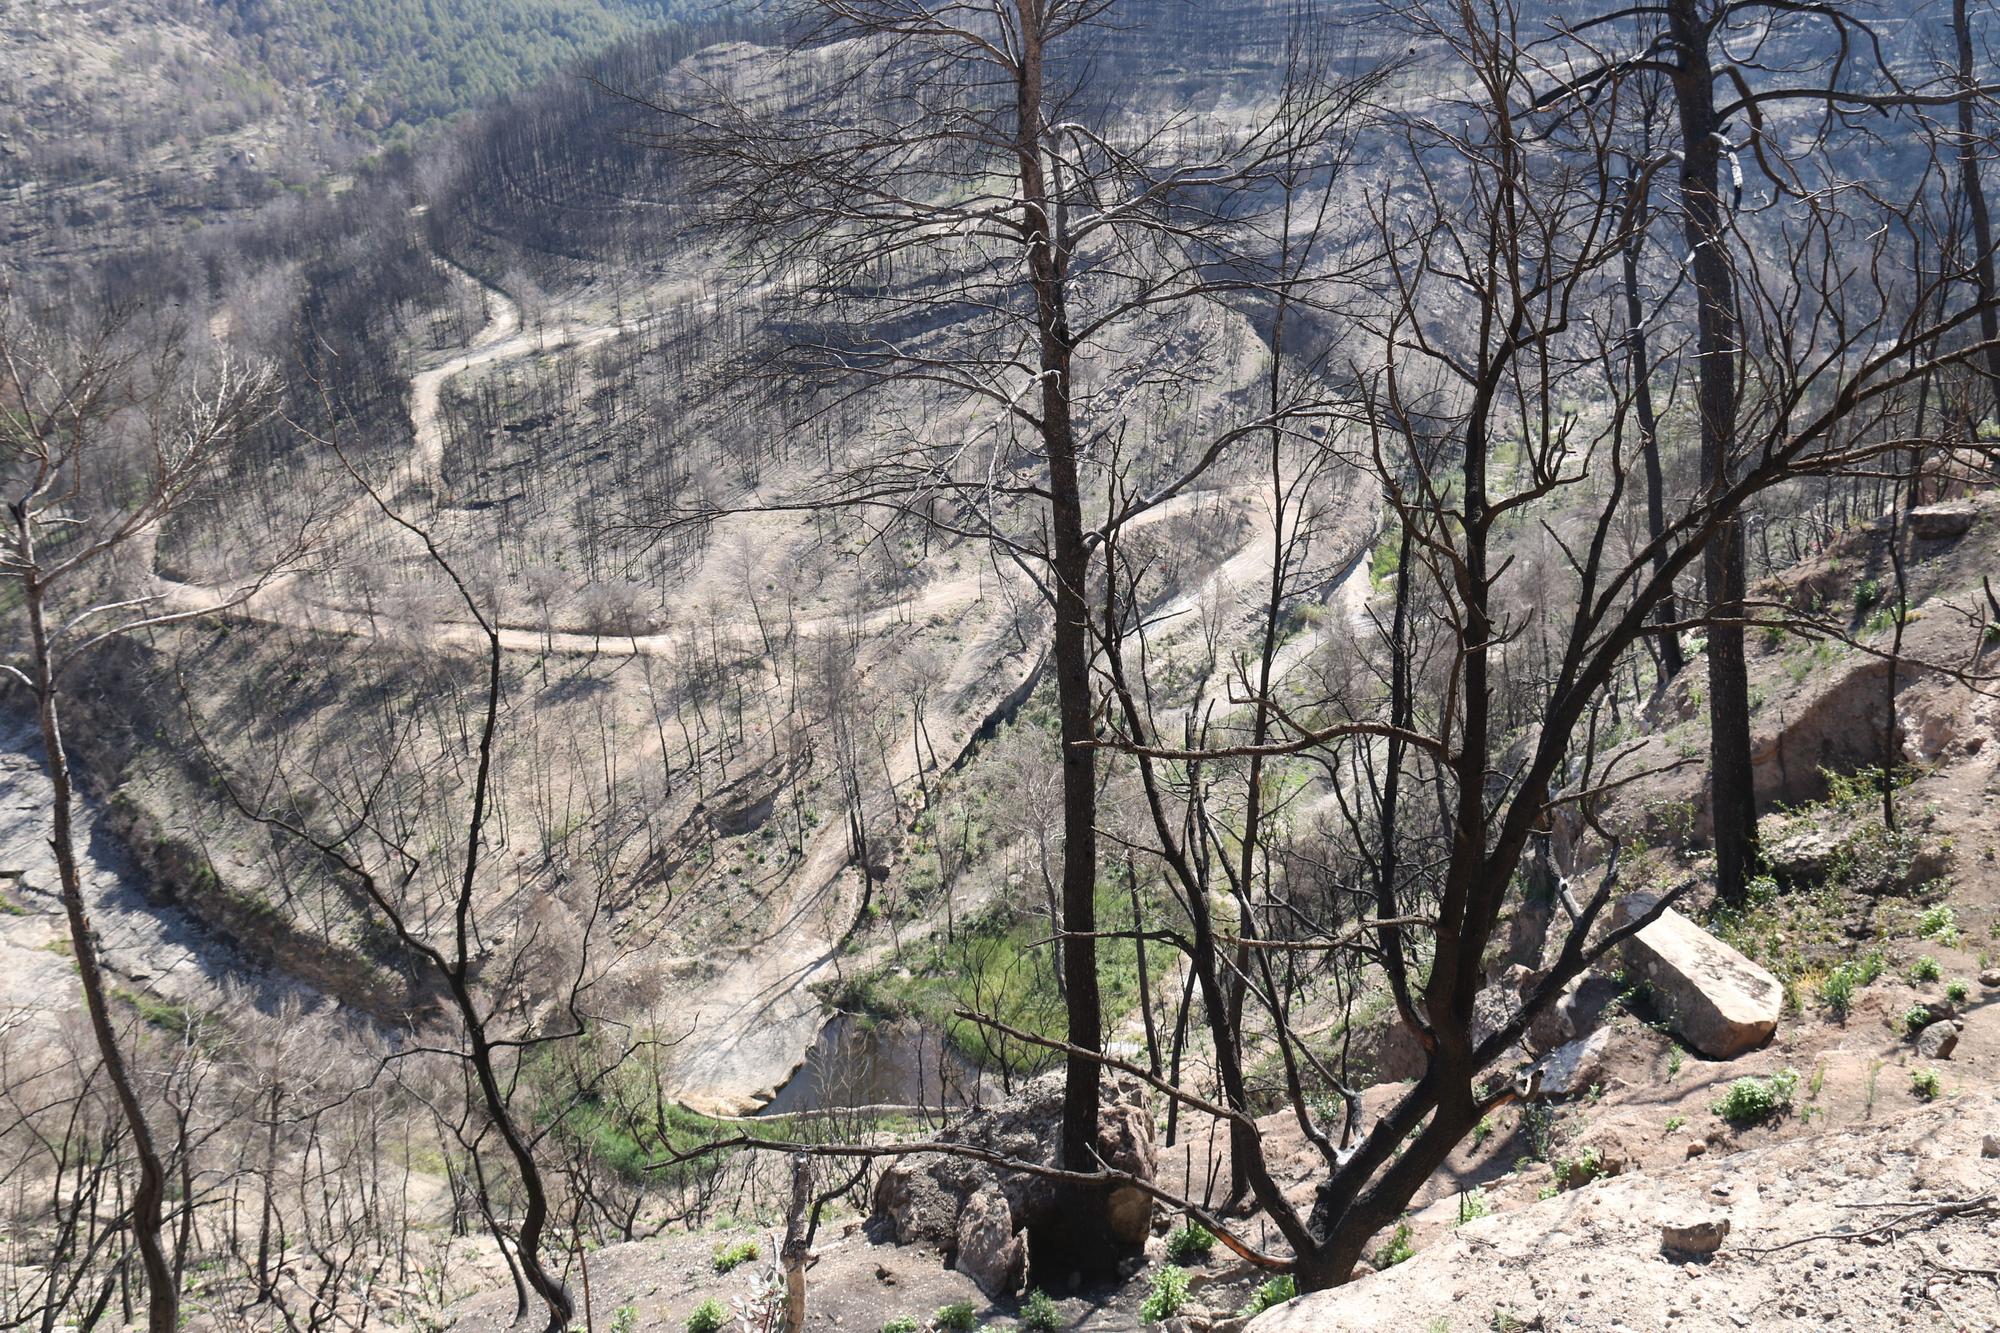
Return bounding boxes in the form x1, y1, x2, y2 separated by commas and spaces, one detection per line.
2, 2, 1999, 1331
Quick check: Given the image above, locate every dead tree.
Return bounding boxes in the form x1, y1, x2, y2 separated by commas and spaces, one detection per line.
0, 301, 277, 1333
635, 3, 1384, 1270
1091, 0, 2000, 1289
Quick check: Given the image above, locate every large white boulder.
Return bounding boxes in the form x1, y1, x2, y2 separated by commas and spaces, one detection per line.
1613, 893, 1781, 1059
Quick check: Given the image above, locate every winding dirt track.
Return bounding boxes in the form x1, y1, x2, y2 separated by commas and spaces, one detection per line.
144, 259, 1373, 1112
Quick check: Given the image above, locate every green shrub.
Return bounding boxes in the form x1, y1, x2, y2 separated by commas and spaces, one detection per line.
1947, 978, 1971, 1005
1919, 904, 1961, 944
1019, 1289, 1062, 1333
880, 1319, 919, 1333
1456, 1188, 1491, 1225
936, 1302, 978, 1333
1139, 1267, 1191, 1324
1164, 1223, 1215, 1264
1712, 1067, 1799, 1124
712, 1238, 759, 1274
1823, 949, 1891, 1017
611, 1307, 638, 1333
1471, 1113, 1498, 1147
1240, 1275, 1296, 1317
1552, 1145, 1607, 1190
1910, 955, 1942, 984
1903, 1005, 1936, 1037
1912, 1067, 1943, 1101
1373, 1220, 1415, 1268
688, 1300, 727, 1333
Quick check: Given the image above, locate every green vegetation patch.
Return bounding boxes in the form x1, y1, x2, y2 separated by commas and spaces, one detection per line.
1712, 1067, 1799, 1125
712, 1238, 759, 1273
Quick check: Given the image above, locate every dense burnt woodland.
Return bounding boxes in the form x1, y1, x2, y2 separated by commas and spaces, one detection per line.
2, 0, 2000, 1329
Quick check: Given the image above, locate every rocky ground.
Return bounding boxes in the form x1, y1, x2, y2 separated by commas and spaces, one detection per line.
441, 493, 2000, 1331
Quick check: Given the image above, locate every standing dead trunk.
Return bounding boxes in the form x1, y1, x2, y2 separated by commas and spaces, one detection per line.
1012, 4, 1110, 1274
1955, 0, 2000, 423
782, 1153, 810, 1333
1617, 141, 1684, 683
15, 534, 178, 1333
1666, 0, 1757, 902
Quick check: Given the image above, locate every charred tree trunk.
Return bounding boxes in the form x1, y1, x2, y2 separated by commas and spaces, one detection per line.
1014, 5, 1109, 1275
1667, 0, 1757, 902
1956, 0, 2000, 423
15, 523, 178, 1333
1618, 148, 1684, 682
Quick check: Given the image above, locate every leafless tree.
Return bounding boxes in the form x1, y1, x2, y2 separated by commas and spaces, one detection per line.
0, 299, 278, 1333
634, 1, 1385, 1268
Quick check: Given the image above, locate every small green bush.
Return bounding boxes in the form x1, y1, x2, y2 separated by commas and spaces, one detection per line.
1912, 1067, 1943, 1101
1019, 1289, 1062, 1333
1240, 1275, 1296, 1317
1910, 955, 1942, 984
880, 1319, 919, 1333
1016, 1288, 1064, 1328
1373, 1220, 1415, 1268
1823, 948, 1891, 1016
713, 1238, 759, 1274
1139, 1267, 1191, 1324
611, 1307, 638, 1333
1947, 978, 1971, 1005
1164, 1223, 1216, 1263
1456, 1188, 1491, 1225
1553, 1145, 1607, 1190
1919, 904, 1960, 945
1903, 1005, 1936, 1037
1712, 1067, 1799, 1124
688, 1300, 727, 1333
936, 1302, 978, 1333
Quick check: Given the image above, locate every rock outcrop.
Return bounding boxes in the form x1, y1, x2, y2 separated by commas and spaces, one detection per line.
868, 1071, 1156, 1296
953, 1185, 1024, 1298
1612, 894, 1782, 1059
1908, 503, 1976, 541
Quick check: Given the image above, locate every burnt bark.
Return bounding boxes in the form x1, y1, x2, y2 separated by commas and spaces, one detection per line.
1666, 0, 1757, 902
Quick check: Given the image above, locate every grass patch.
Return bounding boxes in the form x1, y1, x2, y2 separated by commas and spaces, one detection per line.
713, 1238, 759, 1273
832, 882, 1171, 1073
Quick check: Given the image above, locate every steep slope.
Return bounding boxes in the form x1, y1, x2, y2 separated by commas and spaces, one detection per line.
0, 0, 729, 277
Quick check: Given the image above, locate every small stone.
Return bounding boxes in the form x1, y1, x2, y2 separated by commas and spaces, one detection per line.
1982, 967, 2000, 989
1983, 1135, 2000, 1160
1661, 1215, 1731, 1256
1686, 1140, 1707, 1159
1916, 1020, 1961, 1061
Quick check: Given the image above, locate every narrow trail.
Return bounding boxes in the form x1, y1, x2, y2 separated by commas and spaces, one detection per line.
134, 254, 1372, 1113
